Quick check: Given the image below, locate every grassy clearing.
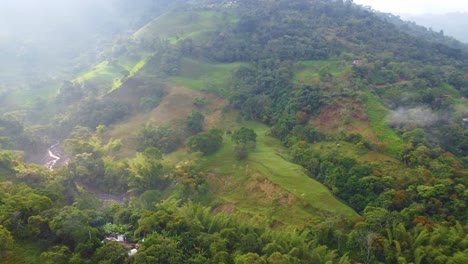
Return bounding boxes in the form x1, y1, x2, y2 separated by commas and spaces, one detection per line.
198, 122, 357, 224
73, 61, 124, 89
363, 90, 403, 157
293, 60, 350, 84
73, 51, 152, 94
172, 57, 244, 97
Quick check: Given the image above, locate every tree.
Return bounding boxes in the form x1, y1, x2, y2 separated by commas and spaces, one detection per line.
187, 129, 223, 155
133, 233, 183, 263
0, 225, 14, 256
93, 241, 128, 264
231, 127, 257, 145
48, 206, 99, 251
173, 161, 207, 197
127, 151, 170, 194
40, 245, 71, 264
234, 253, 266, 264
186, 111, 205, 134
137, 125, 181, 153
231, 127, 257, 160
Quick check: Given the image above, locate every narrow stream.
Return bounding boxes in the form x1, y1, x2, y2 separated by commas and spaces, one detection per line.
42, 141, 128, 204
45, 142, 61, 170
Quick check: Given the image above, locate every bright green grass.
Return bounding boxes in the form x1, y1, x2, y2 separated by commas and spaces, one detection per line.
437, 83, 461, 98
110, 55, 153, 92
199, 122, 358, 223
74, 61, 123, 84
172, 57, 244, 96
293, 60, 350, 84
364, 90, 403, 157
73, 52, 152, 93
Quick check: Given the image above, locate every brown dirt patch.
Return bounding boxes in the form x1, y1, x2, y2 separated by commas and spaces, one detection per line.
248, 178, 294, 204
312, 99, 377, 142
105, 83, 227, 158
206, 172, 233, 193
106, 78, 153, 105
148, 85, 226, 126
218, 203, 236, 214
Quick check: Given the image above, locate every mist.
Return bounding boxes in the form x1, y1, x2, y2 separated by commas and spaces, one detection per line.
0, 0, 170, 85
388, 106, 447, 128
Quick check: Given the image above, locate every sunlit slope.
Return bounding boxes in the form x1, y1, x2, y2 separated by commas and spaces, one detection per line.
198, 122, 358, 224
72, 10, 221, 95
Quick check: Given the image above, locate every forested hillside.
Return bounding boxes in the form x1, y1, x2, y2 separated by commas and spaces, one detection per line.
1, 0, 467, 263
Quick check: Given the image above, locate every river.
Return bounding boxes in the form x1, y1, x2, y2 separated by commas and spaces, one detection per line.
42, 141, 128, 205
43, 141, 72, 171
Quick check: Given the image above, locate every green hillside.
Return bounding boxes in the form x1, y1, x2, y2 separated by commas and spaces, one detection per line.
172, 57, 244, 96
196, 122, 357, 225
1, 0, 468, 263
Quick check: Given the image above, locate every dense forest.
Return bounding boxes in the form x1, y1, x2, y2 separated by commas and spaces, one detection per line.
1, 0, 467, 263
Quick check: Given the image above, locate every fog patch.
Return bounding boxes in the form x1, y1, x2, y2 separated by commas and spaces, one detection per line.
388, 107, 444, 127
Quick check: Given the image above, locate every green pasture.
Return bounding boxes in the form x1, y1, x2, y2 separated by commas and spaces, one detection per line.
293, 60, 350, 84
73, 53, 152, 94
197, 122, 357, 224
363, 90, 403, 156
172, 57, 244, 96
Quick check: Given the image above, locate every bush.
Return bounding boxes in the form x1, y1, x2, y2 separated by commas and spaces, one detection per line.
186, 111, 205, 134
187, 129, 223, 155
137, 125, 181, 153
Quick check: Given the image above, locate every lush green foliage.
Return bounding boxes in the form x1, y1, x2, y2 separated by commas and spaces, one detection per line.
1, 0, 468, 263
231, 127, 257, 160
186, 111, 205, 134
187, 128, 223, 155
136, 124, 182, 153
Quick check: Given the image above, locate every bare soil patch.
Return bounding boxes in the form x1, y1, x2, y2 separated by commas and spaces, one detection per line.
312, 99, 378, 142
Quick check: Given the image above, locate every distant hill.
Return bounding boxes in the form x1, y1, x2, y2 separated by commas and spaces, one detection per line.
402, 12, 468, 43
370, 11, 468, 53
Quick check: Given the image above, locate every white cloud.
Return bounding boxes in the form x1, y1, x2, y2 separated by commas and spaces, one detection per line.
353, 0, 468, 14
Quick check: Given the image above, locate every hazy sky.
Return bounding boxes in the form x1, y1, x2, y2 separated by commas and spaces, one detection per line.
353, 0, 468, 14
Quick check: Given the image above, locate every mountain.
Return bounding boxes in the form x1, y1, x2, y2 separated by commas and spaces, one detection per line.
402, 12, 468, 43
0, 0, 467, 263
